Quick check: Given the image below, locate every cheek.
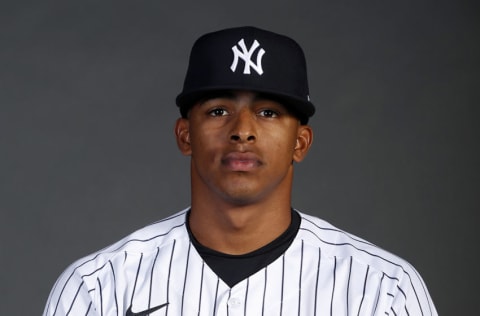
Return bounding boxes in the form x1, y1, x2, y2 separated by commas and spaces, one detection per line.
190, 130, 222, 162
265, 132, 297, 162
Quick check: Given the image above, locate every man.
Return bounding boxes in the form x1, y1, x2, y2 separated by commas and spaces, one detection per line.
43, 26, 437, 315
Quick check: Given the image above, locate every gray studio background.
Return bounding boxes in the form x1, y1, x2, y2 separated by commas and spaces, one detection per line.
1, 1, 478, 315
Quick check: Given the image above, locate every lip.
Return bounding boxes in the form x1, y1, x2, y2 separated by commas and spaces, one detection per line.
221, 152, 262, 172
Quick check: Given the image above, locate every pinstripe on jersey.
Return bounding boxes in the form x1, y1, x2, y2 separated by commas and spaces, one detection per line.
43, 209, 437, 316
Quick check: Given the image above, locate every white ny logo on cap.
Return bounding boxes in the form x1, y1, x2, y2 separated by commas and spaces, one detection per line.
230, 39, 265, 75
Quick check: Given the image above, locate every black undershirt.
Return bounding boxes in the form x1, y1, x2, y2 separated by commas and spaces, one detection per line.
187, 210, 301, 287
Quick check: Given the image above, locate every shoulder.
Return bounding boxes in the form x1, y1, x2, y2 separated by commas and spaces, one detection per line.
297, 211, 409, 268
43, 209, 190, 315
296, 210, 428, 292
54, 209, 189, 286
293, 211, 437, 315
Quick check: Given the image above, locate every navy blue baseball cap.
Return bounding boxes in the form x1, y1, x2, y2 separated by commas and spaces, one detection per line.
176, 26, 315, 124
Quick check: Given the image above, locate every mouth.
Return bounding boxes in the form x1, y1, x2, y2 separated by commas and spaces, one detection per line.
221, 152, 262, 172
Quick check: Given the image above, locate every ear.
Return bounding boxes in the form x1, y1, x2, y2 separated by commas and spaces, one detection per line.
293, 125, 313, 163
175, 118, 192, 156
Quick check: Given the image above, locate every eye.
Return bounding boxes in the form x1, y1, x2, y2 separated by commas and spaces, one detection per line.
208, 108, 228, 117
258, 109, 278, 118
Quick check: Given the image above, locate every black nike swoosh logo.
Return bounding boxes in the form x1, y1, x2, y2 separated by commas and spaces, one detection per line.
125, 302, 169, 316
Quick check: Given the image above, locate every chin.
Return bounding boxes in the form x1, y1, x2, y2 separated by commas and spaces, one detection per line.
219, 187, 267, 206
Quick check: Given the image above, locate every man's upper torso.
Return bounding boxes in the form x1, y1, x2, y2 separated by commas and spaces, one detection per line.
43, 209, 437, 316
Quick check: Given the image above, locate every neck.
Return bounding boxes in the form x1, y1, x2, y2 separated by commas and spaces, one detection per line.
188, 184, 293, 255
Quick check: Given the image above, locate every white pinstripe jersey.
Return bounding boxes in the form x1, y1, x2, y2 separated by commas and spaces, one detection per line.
43, 209, 437, 316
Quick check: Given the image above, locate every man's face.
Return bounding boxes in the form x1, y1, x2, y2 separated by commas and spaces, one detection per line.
175, 90, 313, 206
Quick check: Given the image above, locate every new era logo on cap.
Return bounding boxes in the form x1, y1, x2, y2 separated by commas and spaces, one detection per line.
176, 26, 315, 124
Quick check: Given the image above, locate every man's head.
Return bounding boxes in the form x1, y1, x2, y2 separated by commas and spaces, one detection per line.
176, 26, 315, 125
175, 27, 314, 207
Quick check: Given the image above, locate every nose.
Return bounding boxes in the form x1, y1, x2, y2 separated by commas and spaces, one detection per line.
229, 109, 257, 143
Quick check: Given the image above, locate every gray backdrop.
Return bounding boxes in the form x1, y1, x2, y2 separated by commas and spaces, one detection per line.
1, 1, 478, 314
